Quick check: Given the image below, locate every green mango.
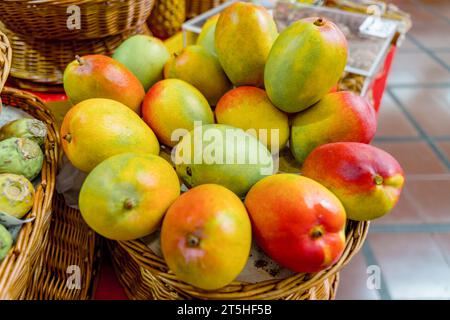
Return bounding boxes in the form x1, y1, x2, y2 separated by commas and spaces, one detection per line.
0, 174, 35, 219
265, 17, 348, 113
0, 118, 47, 146
175, 124, 274, 197
0, 138, 44, 181
113, 35, 170, 91
196, 15, 219, 56
215, 2, 278, 87
0, 224, 12, 261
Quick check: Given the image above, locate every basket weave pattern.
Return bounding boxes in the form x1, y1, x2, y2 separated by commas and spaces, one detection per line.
0, 0, 155, 40
0, 87, 59, 299
0, 31, 12, 92
108, 220, 368, 300
1, 22, 151, 85
24, 194, 99, 300
186, 0, 228, 18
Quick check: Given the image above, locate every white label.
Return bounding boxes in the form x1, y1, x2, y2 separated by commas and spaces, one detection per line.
359, 15, 397, 38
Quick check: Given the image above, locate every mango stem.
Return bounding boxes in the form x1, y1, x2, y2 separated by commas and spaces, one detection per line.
75, 55, 83, 66
310, 226, 324, 239
374, 174, 384, 185
123, 198, 136, 210
63, 133, 72, 143
314, 18, 325, 27
186, 234, 200, 248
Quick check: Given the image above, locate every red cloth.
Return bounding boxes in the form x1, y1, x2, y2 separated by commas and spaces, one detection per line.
93, 254, 128, 300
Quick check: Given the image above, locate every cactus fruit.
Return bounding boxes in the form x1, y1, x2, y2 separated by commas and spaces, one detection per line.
0, 173, 35, 218
0, 118, 47, 146
0, 224, 12, 261
0, 138, 44, 181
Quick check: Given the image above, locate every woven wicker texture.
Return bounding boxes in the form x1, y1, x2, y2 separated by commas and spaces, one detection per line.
0, 0, 155, 40
24, 194, 100, 300
108, 220, 368, 300
0, 31, 12, 93
186, 0, 227, 18
1, 22, 151, 86
0, 87, 59, 300
148, 0, 186, 39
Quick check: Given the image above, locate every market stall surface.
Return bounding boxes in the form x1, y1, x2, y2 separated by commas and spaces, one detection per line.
336, 0, 450, 300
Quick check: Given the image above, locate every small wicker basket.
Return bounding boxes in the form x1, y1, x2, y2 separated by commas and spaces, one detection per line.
186, 0, 228, 18
1, 22, 151, 86
0, 0, 155, 41
0, 87, 59, 299
24, 194, 100, 300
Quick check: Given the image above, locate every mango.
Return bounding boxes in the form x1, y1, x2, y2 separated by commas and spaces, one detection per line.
161, 184, 251, 290
142, 79, 214, 147
79, 153, 180, 240
174, 124, 274, 197
215, 2, 278, 87
196, 15, 219, 56
0, 173, 35, 219
112, 35, 170, 91
265, 17, 348, 113
61, 98, 160, 172
245, 174, 346, 273
164, 45, 231, 106
63, 55, 145, 114
302, 142, 405, 221
215, 86, 289, 152
290, 91, 377, 163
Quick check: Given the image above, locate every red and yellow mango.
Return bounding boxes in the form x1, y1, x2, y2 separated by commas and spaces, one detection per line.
215, 86, 289, 152
290, 91, 377, 163
245, 174, 346, 273
161, 184, 252, 290
142, 79, 214, 147
302, 142, 405, 221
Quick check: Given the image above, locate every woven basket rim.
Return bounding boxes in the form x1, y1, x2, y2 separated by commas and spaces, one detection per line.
0, 86, 59, 299
0, 31, 12, 93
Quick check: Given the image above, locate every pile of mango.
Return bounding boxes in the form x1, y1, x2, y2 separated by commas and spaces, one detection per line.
0, 118, 47, 261
60, 2, 405, 290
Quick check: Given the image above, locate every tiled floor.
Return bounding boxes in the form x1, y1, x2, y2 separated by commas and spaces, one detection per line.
336, 0, 450, 300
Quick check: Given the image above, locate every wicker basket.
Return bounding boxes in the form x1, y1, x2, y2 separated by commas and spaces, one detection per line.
24, 194, 100, 300
1, 22, 151, 86
0, 31, 12, 92
107, 219, 368, 300
0, 87, 59, 299
0, 0, 155, 41
1, 22, 150, 85
186, 0, 228, 18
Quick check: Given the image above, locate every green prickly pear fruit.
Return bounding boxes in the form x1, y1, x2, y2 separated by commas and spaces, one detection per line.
0, 118, 47, 147
0, 174, 35, 218
0, 224, 12, 261
0, 138, 44, 181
